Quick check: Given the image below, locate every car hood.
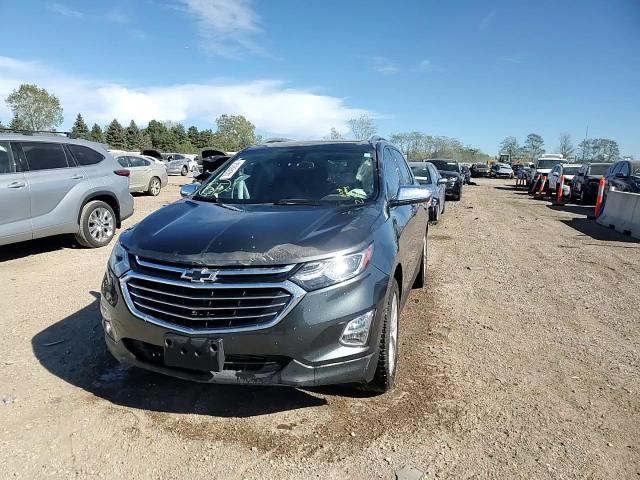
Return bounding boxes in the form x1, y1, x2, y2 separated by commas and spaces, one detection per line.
121, 199, 382, 266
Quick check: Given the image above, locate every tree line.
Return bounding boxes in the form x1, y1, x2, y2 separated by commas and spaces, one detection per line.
2, 83, 517, 163
499, 133, 623, 164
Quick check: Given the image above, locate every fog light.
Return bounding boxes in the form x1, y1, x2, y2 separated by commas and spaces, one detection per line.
102, 318, 116, 341
340, 310, 375, 347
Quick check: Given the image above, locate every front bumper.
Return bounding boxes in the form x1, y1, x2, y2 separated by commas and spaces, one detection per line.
100, 266, 389, 386
445, 181, 461, 194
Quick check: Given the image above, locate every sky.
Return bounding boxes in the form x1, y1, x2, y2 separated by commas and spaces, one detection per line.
0, 0, 638, 157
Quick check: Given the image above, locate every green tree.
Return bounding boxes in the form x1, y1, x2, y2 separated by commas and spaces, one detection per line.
9, 115, 27, 131
347, 114, 376, 140
5, 84, 63, 131
557, 133, 574, 159
144, 120, 173, 151
105, 119, 126, 149
187, 126, 200, 146
591, 138, 619, 162
171, 123, 190, 149
213, 114, 259, 151
524, 133, 545, 161
71, 113, 89, 139
89, 123, 105, 143
125, 120, 143, 151
499, 136, 520, 162
196, 129, 216, 149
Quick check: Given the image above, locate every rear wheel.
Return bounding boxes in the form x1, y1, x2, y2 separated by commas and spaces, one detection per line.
365, 279, 400, 394
148, 176, 161, 196
75, 200, 116, 248
181, 165, 188, 176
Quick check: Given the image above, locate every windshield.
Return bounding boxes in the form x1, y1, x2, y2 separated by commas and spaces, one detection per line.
588, 164, 609, 176
633, 164, 640, 176
409, 166, 432, 183
562, 166, 581, 175
537, 159, 564, 169
430, 160, 459, 172
195, 144, 377, 204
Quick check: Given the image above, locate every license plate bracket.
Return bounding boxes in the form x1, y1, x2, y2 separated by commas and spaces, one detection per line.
163, 334, 224, 372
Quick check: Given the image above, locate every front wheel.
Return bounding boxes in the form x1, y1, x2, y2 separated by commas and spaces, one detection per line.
75, 200, 116, 248
365, 279, 400, 394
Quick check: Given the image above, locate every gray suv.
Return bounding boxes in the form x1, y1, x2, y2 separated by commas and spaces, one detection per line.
101, 137, 431, 393
0, 134, 134, 248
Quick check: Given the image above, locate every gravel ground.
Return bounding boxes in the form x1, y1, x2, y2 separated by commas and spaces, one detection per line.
0, 177, 638, 479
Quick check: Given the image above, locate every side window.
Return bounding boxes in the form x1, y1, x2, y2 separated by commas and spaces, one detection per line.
0, 142, 13, 174
609, 163, 621, 176
393, 149, 413, 185
619, 162, 630, 177
129, 156, 146, 167
68, 144, 105, 166
383, 147, 400, 198
116, 156, 130, 168
21, 142, 69, 171
10, 143, 26, 172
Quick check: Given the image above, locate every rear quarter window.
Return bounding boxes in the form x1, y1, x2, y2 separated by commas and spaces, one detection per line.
68, 144, 105, 166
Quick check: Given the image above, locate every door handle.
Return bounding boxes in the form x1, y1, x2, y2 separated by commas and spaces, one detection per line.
7, 181, 26, 188
71, 174, 84, 180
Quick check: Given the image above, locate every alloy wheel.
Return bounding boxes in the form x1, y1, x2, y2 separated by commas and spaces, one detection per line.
88, 207, 114, 242
150, 178, 161, 195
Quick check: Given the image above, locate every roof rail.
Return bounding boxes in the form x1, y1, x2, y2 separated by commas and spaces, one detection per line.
368, 135, 387, 143
0, 128, 75, 138
263, 137, 294, 143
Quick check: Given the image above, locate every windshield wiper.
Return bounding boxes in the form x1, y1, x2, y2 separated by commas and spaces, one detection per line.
193, 194, 218, 203
272, 198, 321, 205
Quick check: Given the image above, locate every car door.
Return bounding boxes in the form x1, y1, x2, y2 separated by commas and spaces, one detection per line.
18, 141, 90, 237
0, 141, 32, 245
607, 162, 622, 192
616, 162, 631, 191
128, 156, 152, 190
392, 149, 425, 284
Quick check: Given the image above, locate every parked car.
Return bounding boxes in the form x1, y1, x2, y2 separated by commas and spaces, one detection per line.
529, 154, 567, 192
570, 163, 611, 203
0, 134, 133, 248
604, 159, 640, 195
490, 163, 514, 179
409, 161, 447, 224
101, 137, 431, 393
195, 147, 227, 167
471, 163, 490, 177
429, 159, 464, 200
115, 154, 168, 196
547, 163, 582, 196
141, 149, 197, 176
194, 155, 230, 183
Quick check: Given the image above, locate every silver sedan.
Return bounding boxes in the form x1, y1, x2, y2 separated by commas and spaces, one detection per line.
115, 154, 168, 196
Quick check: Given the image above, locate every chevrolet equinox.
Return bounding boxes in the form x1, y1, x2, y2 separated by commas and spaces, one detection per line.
101, 137, 431, 393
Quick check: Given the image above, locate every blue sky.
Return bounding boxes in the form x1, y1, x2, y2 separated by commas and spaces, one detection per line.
1, 0, 638, 157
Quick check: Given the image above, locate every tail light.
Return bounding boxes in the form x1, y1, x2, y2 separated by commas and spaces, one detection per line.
114, 170, 130, 177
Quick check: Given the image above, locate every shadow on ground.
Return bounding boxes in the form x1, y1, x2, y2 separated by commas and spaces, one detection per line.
558, 217, 639, 243
547, 203, 596, 217
32, 292, 327, 417
0, 234, 79, 262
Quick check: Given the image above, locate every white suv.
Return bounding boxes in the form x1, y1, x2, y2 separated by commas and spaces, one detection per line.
0, 134, 134, 248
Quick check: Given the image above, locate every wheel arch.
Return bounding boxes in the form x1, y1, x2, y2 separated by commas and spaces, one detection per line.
78, 192, 121, 228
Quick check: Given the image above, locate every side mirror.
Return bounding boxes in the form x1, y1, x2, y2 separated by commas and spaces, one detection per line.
437, 178, 449, 185
389, 185, 432, 207
180, 182, 201, 197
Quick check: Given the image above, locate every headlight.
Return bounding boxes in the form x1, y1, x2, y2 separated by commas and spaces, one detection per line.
291, 244, 373, 291
108, 241, 131, 278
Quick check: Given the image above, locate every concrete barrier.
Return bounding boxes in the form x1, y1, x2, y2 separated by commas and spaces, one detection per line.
596, 190, 640, 239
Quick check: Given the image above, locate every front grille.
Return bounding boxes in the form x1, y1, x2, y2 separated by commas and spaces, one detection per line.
121, 258, 304, 332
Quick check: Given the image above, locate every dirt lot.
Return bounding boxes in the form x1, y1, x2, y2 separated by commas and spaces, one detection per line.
1, 176, 638, 479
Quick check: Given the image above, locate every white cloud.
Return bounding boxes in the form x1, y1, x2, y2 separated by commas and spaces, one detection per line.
417, 59, 444, 73
0, 56, 369, 137
47, 3, 84, 19
179, 0, 265, 57
369, 57, 399, 75
106, 8, 131, 24
479, 11, 496, 30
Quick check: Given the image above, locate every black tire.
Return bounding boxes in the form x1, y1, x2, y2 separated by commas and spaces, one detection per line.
147, 176, 162, 196
180, 166, 188, 176
441, 199, 446, 213
74, 200, 116, 248
365, 279, 400, 393
412, 236, 427, 289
